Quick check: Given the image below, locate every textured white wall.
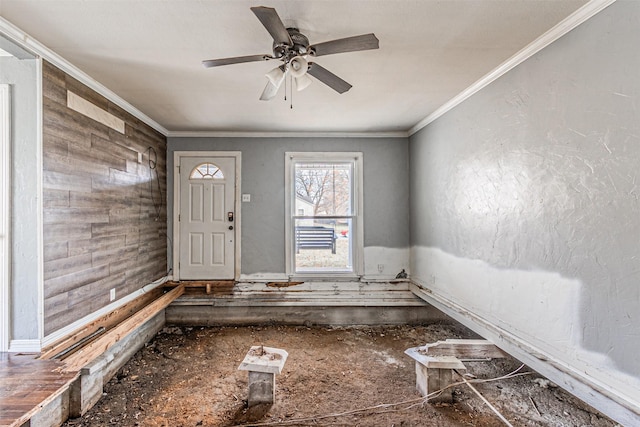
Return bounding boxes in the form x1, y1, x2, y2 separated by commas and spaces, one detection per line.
409, 1, 640, 424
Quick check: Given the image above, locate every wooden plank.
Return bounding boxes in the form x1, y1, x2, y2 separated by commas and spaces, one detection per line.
44, 253, 93, 281
0, 353, 78, 427
44, 207, 110, 225
68, 137, 129, 172
90, 133, 137, 163
43, 133, 70, 157
61, 284, 184, 372
91, 245, 137, 268
42, 60, 66, 90
68, 235, 126, 257
69, 190, 135, 209
43, 170, 92, 193
67, 91, 125, 134
65, 76, 110, 111
44, 264, 110, 299
90, 222, 138, 238
40, 286, 163, 360
405, 346, 466, 369
43, 189, 70, 208
420, 339, 508, 360
46, 305, 97, 338
44, 150, 112, 177
44, 223, 92, 242
173, 295, 427, 307
44, 242, 69, 262
42, 73, 67, 105
43, 96, 93, 149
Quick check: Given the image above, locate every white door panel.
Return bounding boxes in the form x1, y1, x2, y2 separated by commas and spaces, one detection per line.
179, 156, 235, 279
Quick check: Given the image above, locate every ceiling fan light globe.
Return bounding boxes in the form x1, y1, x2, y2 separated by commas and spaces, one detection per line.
295, 74, 312, 91
289, 56, 308, 78
265, 66, 286, 87
260, 81, 279, 101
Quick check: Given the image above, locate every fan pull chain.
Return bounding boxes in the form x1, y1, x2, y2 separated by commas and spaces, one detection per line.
290, 75, 294, 109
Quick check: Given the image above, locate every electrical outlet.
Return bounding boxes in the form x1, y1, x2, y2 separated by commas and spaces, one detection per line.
242, 194, 251, 202
110, 288, 116, 301
378, 264, 384, 273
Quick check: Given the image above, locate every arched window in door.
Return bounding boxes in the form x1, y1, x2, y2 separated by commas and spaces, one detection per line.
189, 162, 224, 179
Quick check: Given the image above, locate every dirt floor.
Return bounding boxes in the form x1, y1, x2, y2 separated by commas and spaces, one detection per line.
64, 323, 618, 427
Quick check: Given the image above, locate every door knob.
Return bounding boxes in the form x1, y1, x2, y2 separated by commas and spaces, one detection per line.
228, 226, 234, 230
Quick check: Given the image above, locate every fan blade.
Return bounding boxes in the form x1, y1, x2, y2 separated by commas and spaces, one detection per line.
202, 54, 269, 68
250, 6, 292, 46
309, 33, 379, 57
260, 81, 280, 101
307, 63, 352, 94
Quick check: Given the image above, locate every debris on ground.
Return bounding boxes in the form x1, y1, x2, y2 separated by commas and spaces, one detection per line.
63, 323, 617, 427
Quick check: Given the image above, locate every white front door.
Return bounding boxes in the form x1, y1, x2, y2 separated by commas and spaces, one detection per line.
179, 156, 236, 279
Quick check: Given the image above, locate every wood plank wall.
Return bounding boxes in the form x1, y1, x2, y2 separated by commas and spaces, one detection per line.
42, 60, 167, 336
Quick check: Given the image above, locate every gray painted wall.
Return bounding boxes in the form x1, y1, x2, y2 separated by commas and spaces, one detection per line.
168, 137, 409, 276
0, 55, 39, 340
409, 1, 639, 422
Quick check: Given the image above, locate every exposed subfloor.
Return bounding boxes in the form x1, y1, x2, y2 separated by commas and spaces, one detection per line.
63, 323, 617, 427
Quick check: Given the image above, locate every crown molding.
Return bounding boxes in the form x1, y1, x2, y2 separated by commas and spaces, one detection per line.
0, 16, 169, 136
409, 0, 617, 136
167, 130, 408, 139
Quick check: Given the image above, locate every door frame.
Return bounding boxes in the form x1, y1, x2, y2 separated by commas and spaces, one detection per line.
173, 151, 242, 281
0, 84, 10, 351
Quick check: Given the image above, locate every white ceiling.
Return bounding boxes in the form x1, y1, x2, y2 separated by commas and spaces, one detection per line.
0, 0, 589, 134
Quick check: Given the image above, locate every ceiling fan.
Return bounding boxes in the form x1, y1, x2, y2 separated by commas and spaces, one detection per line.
202, 6, 379, 101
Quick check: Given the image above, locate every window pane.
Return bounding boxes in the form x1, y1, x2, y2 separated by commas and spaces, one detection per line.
294, 162, 352, 216
294, 218, 353, 273
190, 163, 224, 179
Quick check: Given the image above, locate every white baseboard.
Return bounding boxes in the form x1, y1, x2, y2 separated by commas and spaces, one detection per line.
9, 339, 41, 353
410, 281, 640, 426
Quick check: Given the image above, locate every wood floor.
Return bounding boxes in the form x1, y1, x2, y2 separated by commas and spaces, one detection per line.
0, 353, 78, 427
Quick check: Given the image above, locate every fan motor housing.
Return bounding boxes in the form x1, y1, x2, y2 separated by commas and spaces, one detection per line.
273, 28, 309, 60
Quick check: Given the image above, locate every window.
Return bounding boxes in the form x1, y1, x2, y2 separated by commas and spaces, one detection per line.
285, 152, 363, 276
189, 162, 224, 179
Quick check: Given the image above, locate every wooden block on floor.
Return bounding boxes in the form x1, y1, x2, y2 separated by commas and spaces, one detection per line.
405, 346, 466, 404
419, 339, 507, 360
415, 362, 455, 403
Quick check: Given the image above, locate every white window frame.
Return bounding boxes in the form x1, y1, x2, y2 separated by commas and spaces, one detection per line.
0, 84, 10, 351
285, 152, 364, 278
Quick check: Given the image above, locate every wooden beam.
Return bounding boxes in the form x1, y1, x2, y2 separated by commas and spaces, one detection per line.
61, 285, 184, 372
169, 280, 235, 296
40, 287, 163, 360
167, 280, 235, 288
420, 339, 507, 360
